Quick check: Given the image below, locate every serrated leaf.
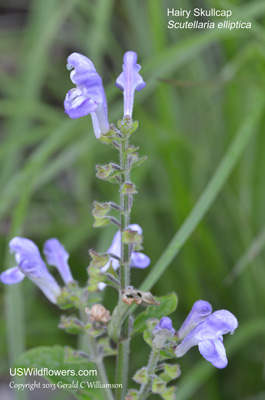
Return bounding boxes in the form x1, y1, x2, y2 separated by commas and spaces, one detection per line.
133, 367, 148, 384
15, 346, 104, 399
132, 292, 178, 336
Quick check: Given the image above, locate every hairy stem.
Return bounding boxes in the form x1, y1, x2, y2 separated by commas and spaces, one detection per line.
116, 123, 132, 399
138, 348, 160, 400
79, 308, 114, 400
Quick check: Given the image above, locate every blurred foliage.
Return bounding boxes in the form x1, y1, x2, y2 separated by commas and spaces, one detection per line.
1, 0, 265, 399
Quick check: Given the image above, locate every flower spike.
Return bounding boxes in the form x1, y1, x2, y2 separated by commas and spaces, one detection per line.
1, 237, 61, 304
115, 51, 146, 118
64, 52, 109, 138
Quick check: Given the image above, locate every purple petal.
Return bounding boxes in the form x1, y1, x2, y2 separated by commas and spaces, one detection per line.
178, 300, 212, 340
43, 239, 73, 284
115, 51, 146, 117
198, 339, 228, 369
0, 267, 25, 284
130, 252, 150, 268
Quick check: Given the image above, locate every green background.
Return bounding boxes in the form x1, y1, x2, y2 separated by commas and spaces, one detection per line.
1, 0, 265, 399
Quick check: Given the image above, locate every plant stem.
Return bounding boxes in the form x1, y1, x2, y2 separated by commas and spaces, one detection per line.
79, 308, 114, 400
116, 124, 132, 399
138, 348, 159, 400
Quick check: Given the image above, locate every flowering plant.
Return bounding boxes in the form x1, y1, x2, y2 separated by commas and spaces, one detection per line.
1, 51, 238, 400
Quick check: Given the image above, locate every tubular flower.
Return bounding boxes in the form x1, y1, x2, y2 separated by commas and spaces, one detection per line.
43, 238, 74, 285
0, 237, 61, 304
64, 52, 109, 138
115, 51, 146, 118
175, 303, 238, 369
98, 224, 150, 290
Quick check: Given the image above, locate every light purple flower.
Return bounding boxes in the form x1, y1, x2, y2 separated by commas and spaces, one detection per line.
178, 300, 212, 340
115, 51, 146, 118
98, 224, 150, 290
64, 52, 109, 138
43, 239, 73, 285
175, 304, 238, 369
153, 317, 175, 349
0, 237, 61, 304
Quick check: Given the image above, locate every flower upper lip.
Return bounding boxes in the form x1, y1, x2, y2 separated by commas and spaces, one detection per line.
115, 51, 146, 118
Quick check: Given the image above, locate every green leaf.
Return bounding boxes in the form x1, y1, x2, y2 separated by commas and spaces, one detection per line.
15, 346, 103, 399
132, 292, 178, 336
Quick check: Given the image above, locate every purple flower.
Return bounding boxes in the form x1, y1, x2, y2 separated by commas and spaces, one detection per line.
0, 237, 61, 304
98, 224, 150, 290
153, 317, 175, 349
175, 303, 238, 369
178, 300, 212, 340
115, 51, 146, 118
64, 53, 109, 138
43, 238, 74, 285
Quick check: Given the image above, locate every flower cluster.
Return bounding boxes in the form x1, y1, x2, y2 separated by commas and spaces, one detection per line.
64, 51, 145, 137
154, 300, 238, 369
0, 238, 73, 304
